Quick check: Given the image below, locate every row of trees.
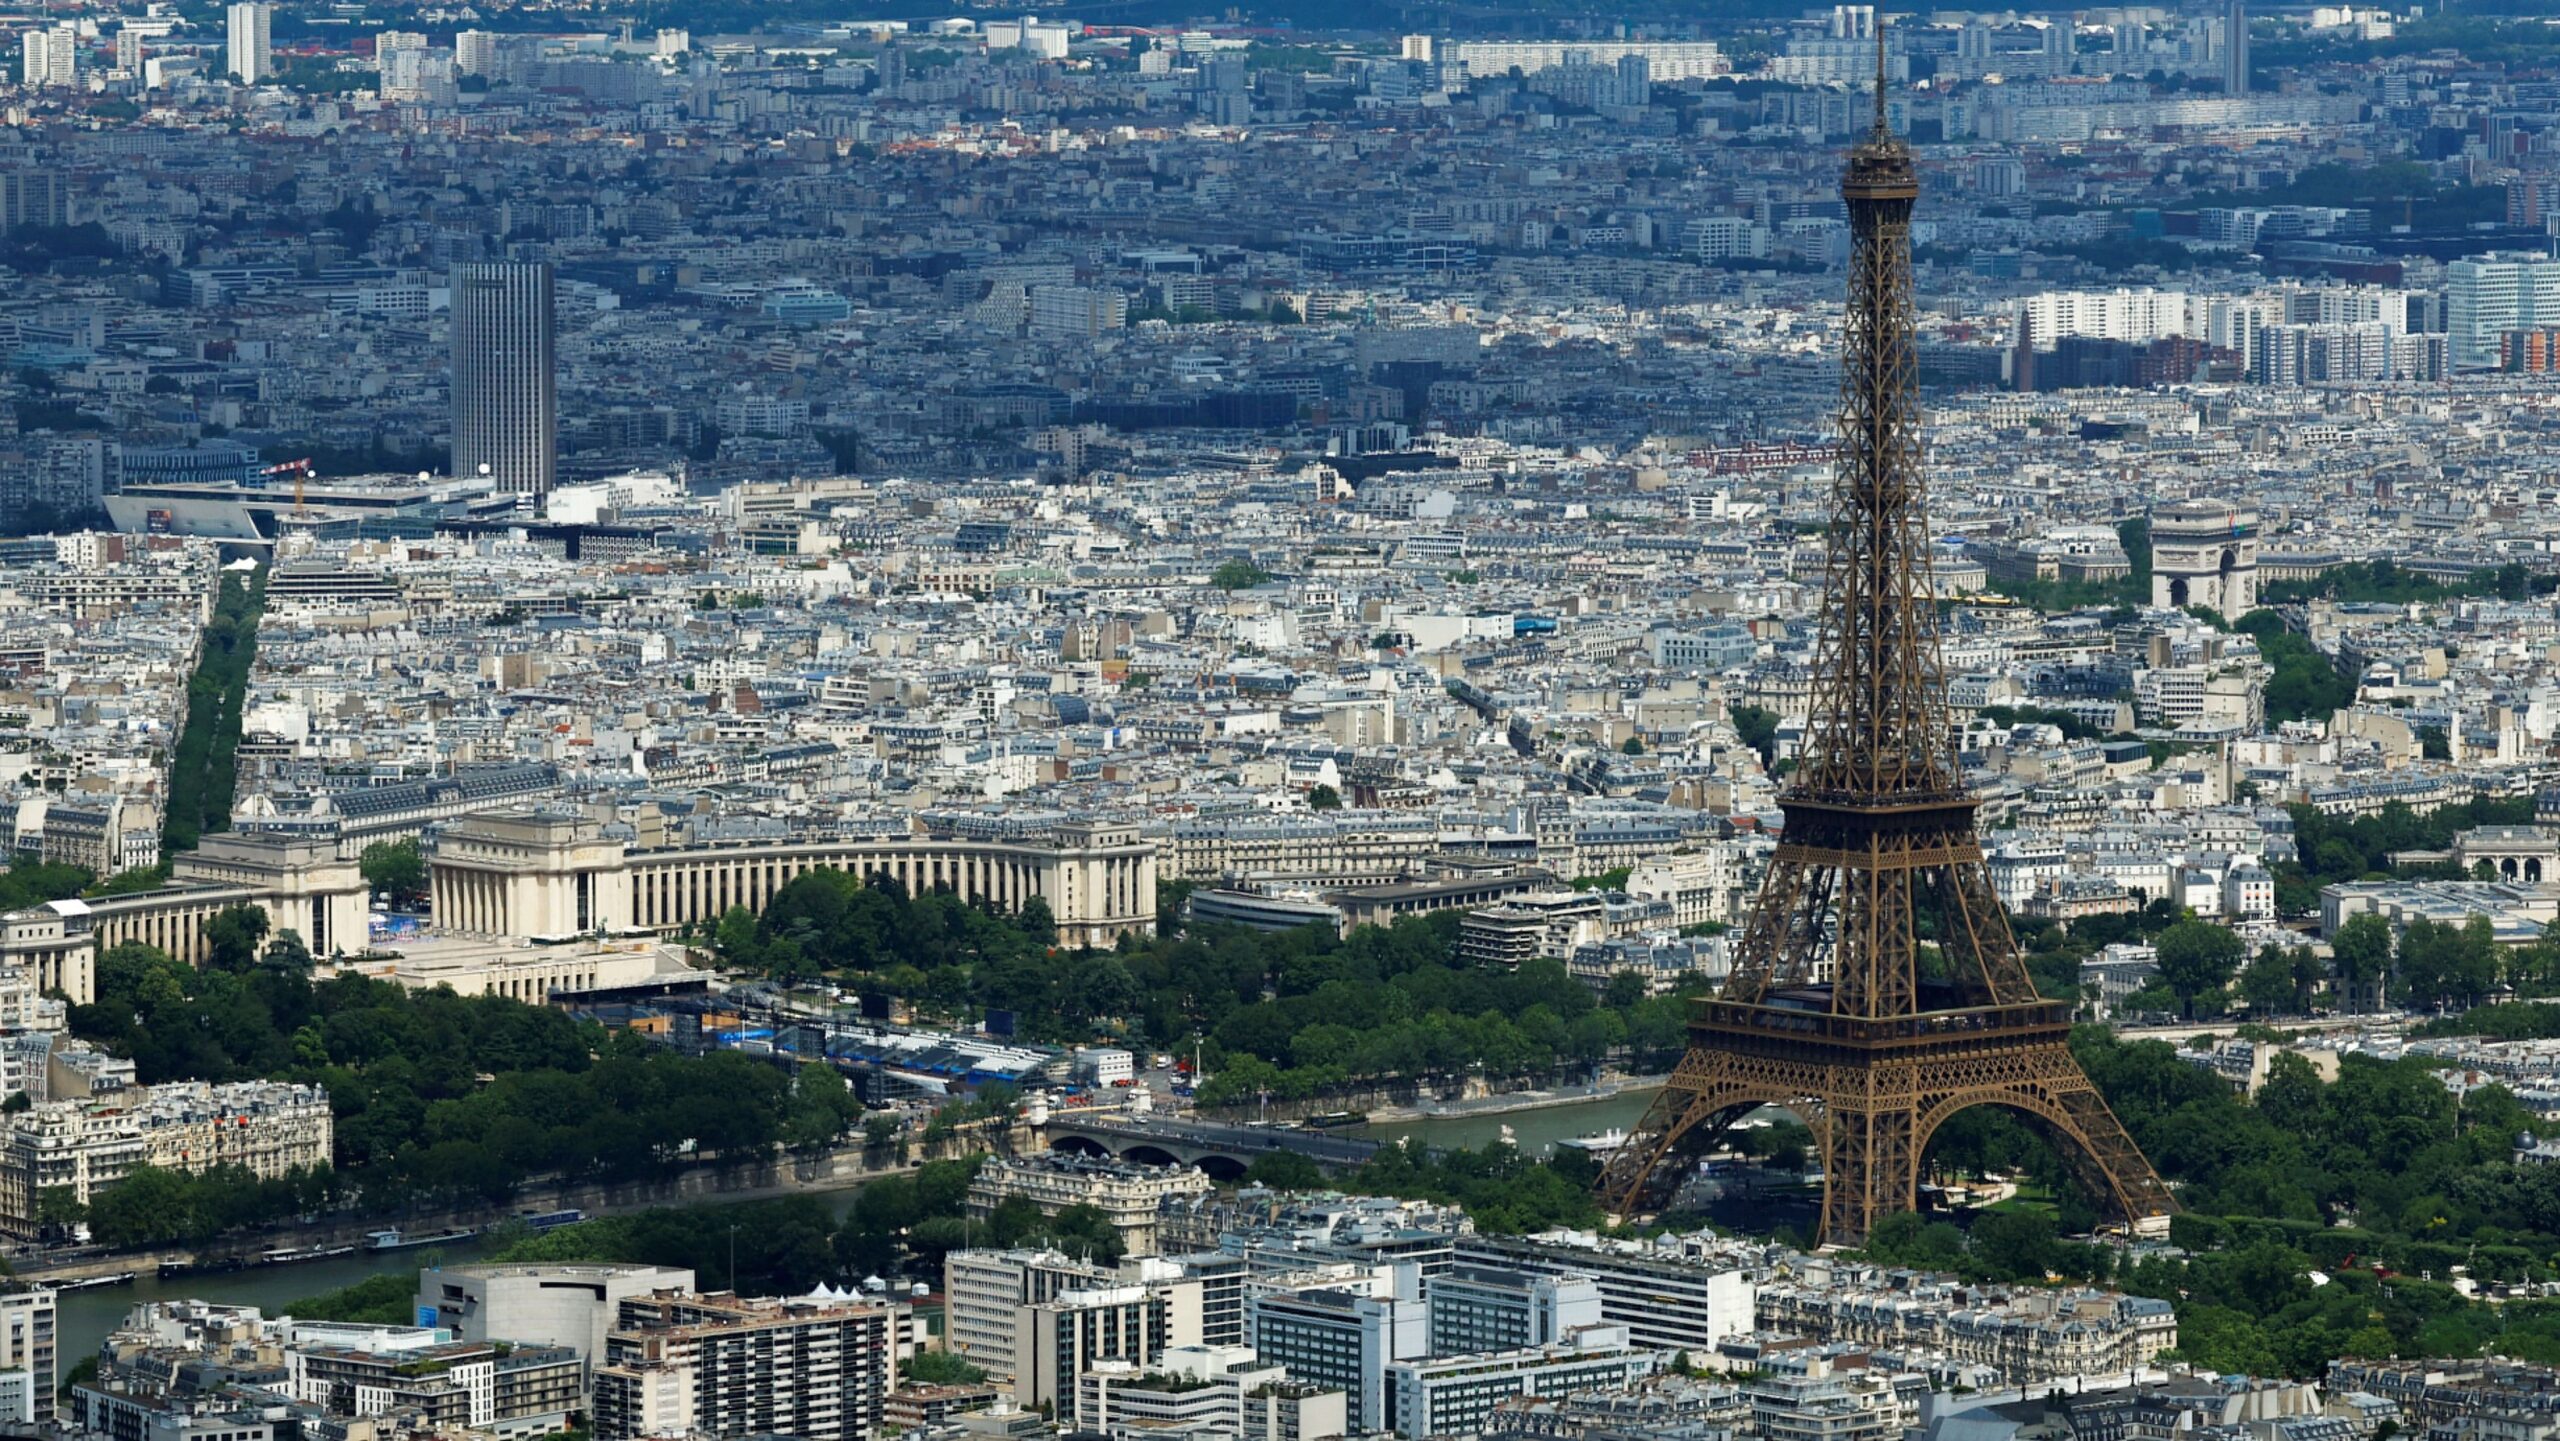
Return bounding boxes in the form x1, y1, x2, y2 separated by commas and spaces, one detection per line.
710, 871, 1700, 1099
2023, 864, 2529, 1022
2231, 795, 2547, 922
711, 868, 1062, 1003
2232, 612, 2358, 727
2082, 1031, 2560, 1372
1335, 1140, 1612, 1235
284, 1144, 1608, 1347
2072, 914, 2489, 1023
0, 860, 97, 913
68, 908, 866, 1217
2261, 558, 2557, 607
162, 567, 266, 854
1848, 1026, 2560, 1375
2417, 1001, 2560, 1041
2011, 901, 2187, 1004
358, 839, 428, 908
80, 1163, 331, 1250
2290, 795, 2539, 887
481, 1156, 1119, 1293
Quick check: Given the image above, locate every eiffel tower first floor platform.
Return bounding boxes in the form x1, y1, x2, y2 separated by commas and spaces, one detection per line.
1596, 993, 2180, 1247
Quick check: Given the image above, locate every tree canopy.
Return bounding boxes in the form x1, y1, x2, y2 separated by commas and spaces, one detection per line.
69, 913, 866, 1220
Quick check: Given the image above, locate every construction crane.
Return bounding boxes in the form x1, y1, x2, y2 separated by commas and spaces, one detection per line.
260, 458, 314, 518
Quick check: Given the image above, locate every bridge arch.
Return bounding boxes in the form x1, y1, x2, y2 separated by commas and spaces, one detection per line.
1192, 1154, 1249, 1182
1049, 1134, 1113, 1159
1120, 1143, 1184, 1168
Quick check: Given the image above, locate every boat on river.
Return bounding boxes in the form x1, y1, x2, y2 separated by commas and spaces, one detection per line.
367, 1228, 478, 1252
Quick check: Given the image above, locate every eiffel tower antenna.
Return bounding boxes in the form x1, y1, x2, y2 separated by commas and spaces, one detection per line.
1873, 11, 1888, 134
1595, 47, 2176, 1248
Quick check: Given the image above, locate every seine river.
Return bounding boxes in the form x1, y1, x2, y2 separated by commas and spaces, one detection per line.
51, 1090, 1668, 1369
52, 1188, 885, 1374
1359, 1087, 1662, 1154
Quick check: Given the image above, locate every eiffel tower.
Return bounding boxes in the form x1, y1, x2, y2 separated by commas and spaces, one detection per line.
1594, 31, 2177, 1247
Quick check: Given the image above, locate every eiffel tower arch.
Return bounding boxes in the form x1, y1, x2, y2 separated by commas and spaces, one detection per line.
1595, 34, 2176, 1248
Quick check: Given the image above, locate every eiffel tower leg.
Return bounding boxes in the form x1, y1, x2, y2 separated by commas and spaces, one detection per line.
1909, 1041, 2181, 1229
1819, 1065, 1917, 1249
1600, 1049, 1822, 1218
2038, 1061, 2180, 1225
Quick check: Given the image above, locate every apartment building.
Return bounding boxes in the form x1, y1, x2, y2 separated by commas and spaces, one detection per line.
593, 1291, 896, 1441
0, 1288, 53, 1424
943, 1247, 1115, 1381
964, 1154, 1212, 1258
0, 1080, 331, 1237
1382, 1326, 1660, 1440
287, 1337, 584, 1437
1246, 1275, 1428, 1434
1743, 1359, 1925, 1441
1073, 1344, 1347, 1441
1013, 1280, 1205, 1411
1754, 1272, 2177, 1384
1452, 1234, 1756, 1358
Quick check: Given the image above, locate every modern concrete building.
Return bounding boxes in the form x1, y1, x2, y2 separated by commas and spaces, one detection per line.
1012, 1280, 1204, 1411
224, 3, 270, 83
20, 26, 75, 88
1446, 39, 1723, 80
1422, 1265, 1603, 1357
1245, 1274, 1426, 1434
286, 1335, 584, 1438
451, 261, 557, 499
2448, 253, 2560, 369
943, 1247, 1115, 1381
1028, 285, 1127, 338
1451, 1234, 1756, 1359
0, 1288, 54, 1423
1742, 1356, 1925, 1441
1073, 1345, 1347, 1441
415, 1262, 698, 1361
2223, 0, 2249, 94
1383, 1326, 1659, 1441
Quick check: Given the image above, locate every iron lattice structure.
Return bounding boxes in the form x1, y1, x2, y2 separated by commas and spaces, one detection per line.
1594, 51, 2177, 1247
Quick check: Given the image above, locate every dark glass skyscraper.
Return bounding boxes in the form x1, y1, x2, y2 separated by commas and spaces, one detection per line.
2225, 0, 2250, 95
451, 261, 556, 498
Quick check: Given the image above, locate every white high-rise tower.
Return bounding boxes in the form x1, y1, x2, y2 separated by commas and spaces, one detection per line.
226, 1, 271, 83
